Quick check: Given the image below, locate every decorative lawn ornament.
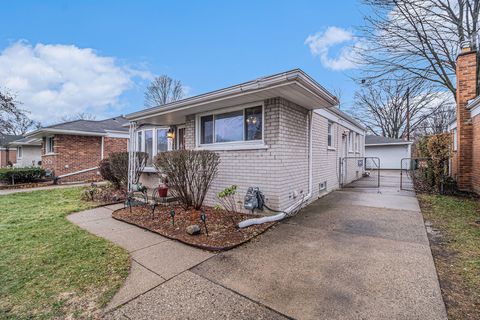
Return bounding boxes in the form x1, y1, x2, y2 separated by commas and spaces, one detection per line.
170, 209, 175, 226
200, 210, 208, 236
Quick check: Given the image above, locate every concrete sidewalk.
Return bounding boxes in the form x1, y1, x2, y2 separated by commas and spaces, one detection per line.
69, 205, 285, 319
70, 170, 447, 319
0, 182, 93, 195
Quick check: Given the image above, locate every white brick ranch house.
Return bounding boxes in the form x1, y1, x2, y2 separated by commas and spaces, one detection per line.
125, 69, 365, 213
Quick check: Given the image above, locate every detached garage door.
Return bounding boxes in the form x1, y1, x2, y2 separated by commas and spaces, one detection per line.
365, 144, 411, 169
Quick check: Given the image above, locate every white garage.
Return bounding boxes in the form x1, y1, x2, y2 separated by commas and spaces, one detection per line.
365, 135, 412, 170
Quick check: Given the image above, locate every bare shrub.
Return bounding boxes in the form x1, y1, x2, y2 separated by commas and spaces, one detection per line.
110, 152, 148, 189
154, 150, 220, 210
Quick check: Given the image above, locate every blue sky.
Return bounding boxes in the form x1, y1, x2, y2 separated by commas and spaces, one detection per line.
0, 0, 368, 124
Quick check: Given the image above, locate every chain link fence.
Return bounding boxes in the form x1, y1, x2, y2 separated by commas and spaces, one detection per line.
341, 157, 380, 188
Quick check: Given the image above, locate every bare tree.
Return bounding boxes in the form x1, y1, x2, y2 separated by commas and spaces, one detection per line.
0, 89, 39, 136
332, 88, 343, 109
351, 78, 452, 138
414, 101, 456, 136
144, 75, 184, 108
356, 0, 480, 99
10, 115, 41, 135
60, 112, 96, 122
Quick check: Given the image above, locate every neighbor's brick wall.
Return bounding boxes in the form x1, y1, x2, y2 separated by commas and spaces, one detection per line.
471, 114, 480, 193
41, 135, 128, 183
0, 149, 17, 167
455, 49, 477, 191
104, 137, 128, 157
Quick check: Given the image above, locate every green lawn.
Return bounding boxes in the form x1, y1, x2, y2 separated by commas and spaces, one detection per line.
0, 188, 130, 319
418, 194, 480, 319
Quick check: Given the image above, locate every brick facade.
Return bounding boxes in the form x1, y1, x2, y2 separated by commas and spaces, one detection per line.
0, 149, 17, 167
139, 97, 364, 212
41, 134, 128, 183
471, 114, 480, 193
104, 137, 128, 155
455, 48, 478, 191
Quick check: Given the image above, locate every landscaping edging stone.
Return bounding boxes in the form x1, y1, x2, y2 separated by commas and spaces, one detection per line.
111, 208, 277, 252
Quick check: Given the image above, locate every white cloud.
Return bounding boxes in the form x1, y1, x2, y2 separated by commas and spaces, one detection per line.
305, 26, 360, 71
0, 41, 151, 123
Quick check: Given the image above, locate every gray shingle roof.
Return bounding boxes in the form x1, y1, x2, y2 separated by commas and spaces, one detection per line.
0, 134, 23, 147
365, 135, 409, 145
43, 116, 128, 133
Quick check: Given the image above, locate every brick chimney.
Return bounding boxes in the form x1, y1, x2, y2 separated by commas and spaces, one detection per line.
455, 42, 478, 191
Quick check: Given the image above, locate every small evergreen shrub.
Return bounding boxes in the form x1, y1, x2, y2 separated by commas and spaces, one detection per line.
0, 167, 46, 184
99, 158, 120, 188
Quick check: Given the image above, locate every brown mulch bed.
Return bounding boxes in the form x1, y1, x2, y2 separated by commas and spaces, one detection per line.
112, 205, 275, 251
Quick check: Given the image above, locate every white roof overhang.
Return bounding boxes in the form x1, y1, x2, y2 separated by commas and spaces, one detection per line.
126, 69, 338, 126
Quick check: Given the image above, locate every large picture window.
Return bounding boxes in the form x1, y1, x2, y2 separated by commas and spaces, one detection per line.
199, 105, 263, 145
215, 110, 243, 143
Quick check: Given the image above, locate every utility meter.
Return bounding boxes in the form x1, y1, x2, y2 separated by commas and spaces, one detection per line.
244, 187, 265, 211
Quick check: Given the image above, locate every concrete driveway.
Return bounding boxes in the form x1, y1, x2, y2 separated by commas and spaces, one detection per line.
192, 171, 446, 319
82, 171, 446, 319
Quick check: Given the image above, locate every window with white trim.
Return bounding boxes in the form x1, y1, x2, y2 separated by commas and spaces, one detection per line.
136, 127, 174, 167
348, 131, 354, 152
199, 105, 263, 145
17, 146, 23, 159
327, 122, 334, 148
157, 129, 168, 152
46, 137, 54, 154
453, 128, 458, 151
137, 131, 142, 152
355, 133, 360, 152
145, 129, 153, 165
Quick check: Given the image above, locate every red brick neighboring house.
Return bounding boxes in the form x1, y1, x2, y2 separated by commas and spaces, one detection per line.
26, 117, 129, 183
0, 135, 22, 167
449, 44, 480, 193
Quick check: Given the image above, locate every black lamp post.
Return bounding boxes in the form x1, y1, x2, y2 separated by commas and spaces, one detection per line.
200, 211, 208, 236
170, 209, 175, 226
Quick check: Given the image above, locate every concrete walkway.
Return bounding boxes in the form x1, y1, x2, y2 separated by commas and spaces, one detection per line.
68, 204, 285, 319
70, 170, 447, 319
0, 182, 93, 195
